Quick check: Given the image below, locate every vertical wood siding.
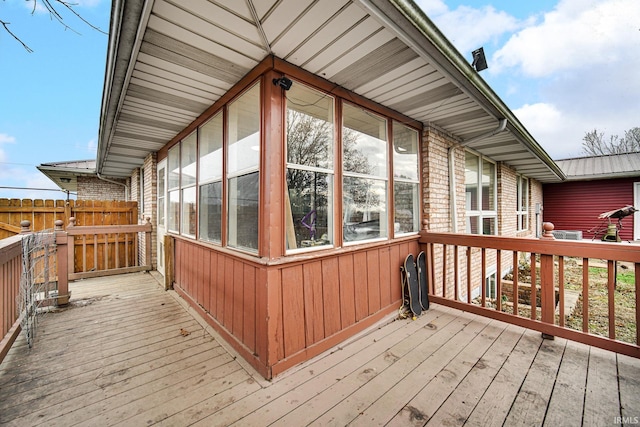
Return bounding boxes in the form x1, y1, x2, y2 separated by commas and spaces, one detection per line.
173, 238, 418, 376
543, 178, 636, 241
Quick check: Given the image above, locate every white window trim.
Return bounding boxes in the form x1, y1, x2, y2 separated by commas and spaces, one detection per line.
465, 150, 497, 235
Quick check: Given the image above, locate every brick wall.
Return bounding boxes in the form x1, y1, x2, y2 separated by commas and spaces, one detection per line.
421, 126, 545, 300
128, 154, 158, 269
77, 176, 126, 201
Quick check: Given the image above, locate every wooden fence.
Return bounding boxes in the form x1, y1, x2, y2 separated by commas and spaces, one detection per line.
1, 199, 140, 273
0, 199, 138, 240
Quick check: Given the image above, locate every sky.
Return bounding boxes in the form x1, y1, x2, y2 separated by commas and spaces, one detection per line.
1, 0, 639, 200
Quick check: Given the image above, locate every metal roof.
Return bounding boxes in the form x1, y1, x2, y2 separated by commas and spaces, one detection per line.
555, 152, 640, 181
98, 0, 564, 182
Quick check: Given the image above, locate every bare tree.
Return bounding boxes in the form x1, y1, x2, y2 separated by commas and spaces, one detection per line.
1, 0, 107, 53
581, 127, 640, 156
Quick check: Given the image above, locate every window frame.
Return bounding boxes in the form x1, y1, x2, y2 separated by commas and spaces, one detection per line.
341, 101, 389, 245
284, 81, 336, 254
198, 111, 224, 245
516, 174, 529, 232
465, 150, 497, 235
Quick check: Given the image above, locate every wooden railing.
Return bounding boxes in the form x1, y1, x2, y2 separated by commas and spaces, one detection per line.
66, 217, 152, 280
0, 234, 23, 363
420, 223, 640, 358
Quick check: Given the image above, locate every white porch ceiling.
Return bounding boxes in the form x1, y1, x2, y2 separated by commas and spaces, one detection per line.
98, 0, 564, 182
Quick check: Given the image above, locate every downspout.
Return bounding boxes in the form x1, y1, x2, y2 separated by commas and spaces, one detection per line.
448, 119, 507, 299
97, 172, 129, 200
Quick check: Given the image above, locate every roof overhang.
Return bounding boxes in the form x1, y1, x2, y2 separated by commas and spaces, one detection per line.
98, 0, 565, 183
37, 160, 97, 192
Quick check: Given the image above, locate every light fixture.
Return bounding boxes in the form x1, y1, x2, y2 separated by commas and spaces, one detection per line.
272, 76, 293, 91
471, 47, 488, 72
60, 177, 72, 183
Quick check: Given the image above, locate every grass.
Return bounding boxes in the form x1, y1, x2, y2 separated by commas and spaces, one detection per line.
500, 257, 637, 345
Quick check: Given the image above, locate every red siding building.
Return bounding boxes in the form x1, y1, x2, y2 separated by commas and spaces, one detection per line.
543, 153, 640, 241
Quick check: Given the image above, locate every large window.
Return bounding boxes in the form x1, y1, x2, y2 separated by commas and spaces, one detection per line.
199, 113, 223, 243
393, 121, 420, 234
167, 144, 180, 233
342, 103, 388, 242
181, 131, 197, 237
517, 175, 529, 231
227, 83, 260, 252
285, 82, 334, 251
465, 151, 496, 235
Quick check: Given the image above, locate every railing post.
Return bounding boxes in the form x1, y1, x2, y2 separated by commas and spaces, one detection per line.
540, 222, 555, 339
67, 217, 76, 277
54, 220, 71, 306
20, 220, 31, 234
144, 217, 152, 268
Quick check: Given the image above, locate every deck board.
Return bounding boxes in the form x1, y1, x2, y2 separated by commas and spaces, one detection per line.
0, 272, 638, 426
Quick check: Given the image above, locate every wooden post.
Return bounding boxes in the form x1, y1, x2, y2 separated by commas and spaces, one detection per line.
67, 217, 76, 276
20, 220, 31, 234
54, 220, 71, 306
144, 217, 152, 268
164, 234, 174, 291
540, 222, 555, 339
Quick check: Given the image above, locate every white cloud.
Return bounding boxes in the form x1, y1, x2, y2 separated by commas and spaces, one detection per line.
493, 0, 640, 77
416, 1, 522, 55
0, 133, 16, 144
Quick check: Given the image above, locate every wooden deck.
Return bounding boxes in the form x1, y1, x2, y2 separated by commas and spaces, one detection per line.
1, 272, 639, 426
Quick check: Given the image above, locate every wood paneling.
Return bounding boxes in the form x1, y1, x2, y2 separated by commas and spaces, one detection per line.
338, 255, 356, 329
173, 237, 419, 377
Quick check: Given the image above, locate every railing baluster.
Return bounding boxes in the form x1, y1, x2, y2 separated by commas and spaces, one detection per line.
125, 233, 130, 268
583, 258, 589, 333
608, 260, 616, 340
530, 252, 537, 321
104, 233, 109, 270
513, 251, 518, 316
481, 248, 486, 307
454, 245, 459, 301
467, 247, 472, 303
82, 235, 87, 273
496, 250, 502, 312
442, 244, 447, 298
93, 234, 98, 272
115, 233, 120, 269
636, 263, 640, 345
558, 256, 565, 327
427, 243, 436, 295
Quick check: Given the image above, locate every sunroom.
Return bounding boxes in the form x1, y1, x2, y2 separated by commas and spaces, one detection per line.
99, 0, 564, 378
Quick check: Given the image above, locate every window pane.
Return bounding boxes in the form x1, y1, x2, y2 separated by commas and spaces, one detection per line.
228, 172, 259, 251
466, 215, 479, 234
521, 178, 528, 210
394, 182, 419, 234
181, 132, 197, 187
168, 145, 180, 190
168, 190, 179, 232
158, 196, 165, 225
286, 83, 333, 169
482, 217, 496, 235
286, 169, 333, 250
181, 186, 196, 237
228, 83, 260, 174
343, 103, 387, 177
465, 152, 479, 211
199, 181, 222, 243
393, 122, 418, 181
482, 159, 495, 211
200, 113, 223, 183
343, 176, 387, 242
